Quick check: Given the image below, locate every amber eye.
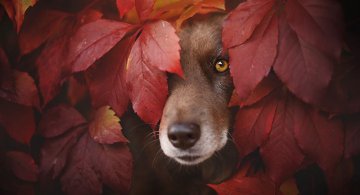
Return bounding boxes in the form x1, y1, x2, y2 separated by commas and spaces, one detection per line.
214, 59, 229, 73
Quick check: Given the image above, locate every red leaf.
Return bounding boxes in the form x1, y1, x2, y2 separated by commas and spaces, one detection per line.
40, 126, 84, 181
209, 172, 276, 195
87, 134, 132, 193
0, 1, 15, 24
87, 38, 133, 117
0, 49, 39, 107
229, 13, 278, 101
39, 104, 86, 138
273, 16, 334, 104
280, 178, 300, 195
325, 159, 354, 195
60, 132, 132, 195
318, 48, 360, 114
36, 34, 72, 105
240, 74, 281, 107
174, 0, 225, 29
260, 91, 305, 184
0, 71, 39, 107
222, 0, 274, 49
6, 151, 39, 182
135, 20, 182, 76
67, 75, 88, 106
0, 48, 13, 90
36, 10, 103, 104
126, 30, 170, 126
0, 0, 38, 32
233, 91, 277, 157
89, 106, 128, 144
70, 19, 134, 72
344, 115, 360, 159
60, 133, 103, 195
293, 107, 344, 172
116, 0, 135, 18
0, 98, 35, 144
135, 0, 154, 21
19, 9, 69, 55
285, 0, 343, 61
39, 106, 132, 194
273, 0, 343, 104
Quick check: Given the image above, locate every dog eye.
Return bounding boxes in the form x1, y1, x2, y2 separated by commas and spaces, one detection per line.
214, 59, 229, 73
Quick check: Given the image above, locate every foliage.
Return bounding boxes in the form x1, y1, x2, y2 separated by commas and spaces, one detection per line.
0, 0, 359, 194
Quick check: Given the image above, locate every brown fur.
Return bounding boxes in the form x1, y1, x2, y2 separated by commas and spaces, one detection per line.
159, 14, 233, 165
163, 14, 233, 135
122, 14, 239, 195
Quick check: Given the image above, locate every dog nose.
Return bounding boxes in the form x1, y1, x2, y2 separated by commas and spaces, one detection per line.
168, 122, 200, 149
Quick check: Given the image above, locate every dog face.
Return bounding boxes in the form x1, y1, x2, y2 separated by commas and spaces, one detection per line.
159, 14, 233, 165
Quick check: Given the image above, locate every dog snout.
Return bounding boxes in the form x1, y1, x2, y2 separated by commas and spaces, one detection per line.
168, 122, 200, 150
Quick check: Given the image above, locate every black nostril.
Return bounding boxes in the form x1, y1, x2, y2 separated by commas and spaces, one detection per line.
168, 122, 200, 150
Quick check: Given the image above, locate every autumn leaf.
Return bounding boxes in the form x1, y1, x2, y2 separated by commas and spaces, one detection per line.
38, 104, 86, 138
0, 98, 35, 144
86, 37, 133, 117
39, 105, 132, 194
0, 0, 38, 32
279, 178, 299, 195
273, 16, 334, 105
209, 171, 277, 195
70, 19, 134, 72
318, 47, 360, 114
151, 0, 195, 22
0, 49, 39, 107
344, 115, 360, 159
135, 0, 155, 21
126, 20, 182, 125
239, 74, 281, 107
60, 132, 132, 195
285, 0, 343, 61
228, 12, 278, 101
18, 8, 69, 55
133, 20, 182, 76
40, 126, 84, 184
67, 75, 88, 106
233, 90, 277, 157
116, 0, 135, 18
5, 151, 39, 182
224, 0, 343, 105
0, 48, 13, 90
175, 0, 225, 29
89, 106, 128, 144
225, 0, 245, 11
273, 0, 343, 104
35, 10, 104, 104
0, 49, 39, 152
293, 108, 344, 173
222, 0, 274, 49
0, 0, 357, 194
1, 71, 39, 107
127, 44, 168, 126
325, 159, 354, 194
260, 91, 305, 184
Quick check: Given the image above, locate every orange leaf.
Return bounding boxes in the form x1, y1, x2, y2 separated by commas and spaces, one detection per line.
0, 0, 38, 32
89, 106, 128, 144
175, 0, 225, 29
280, 178, 299, 195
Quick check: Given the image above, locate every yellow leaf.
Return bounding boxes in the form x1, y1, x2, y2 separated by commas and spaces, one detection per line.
280, 178, 300, 195
89, 106, 128, 144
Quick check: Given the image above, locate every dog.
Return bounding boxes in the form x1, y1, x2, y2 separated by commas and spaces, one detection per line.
159, 14, 234, 165
122, 13, 239, 195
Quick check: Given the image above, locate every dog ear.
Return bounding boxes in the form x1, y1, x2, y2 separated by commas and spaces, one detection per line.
200, 141, 240, 184
225, 0, 245, 11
